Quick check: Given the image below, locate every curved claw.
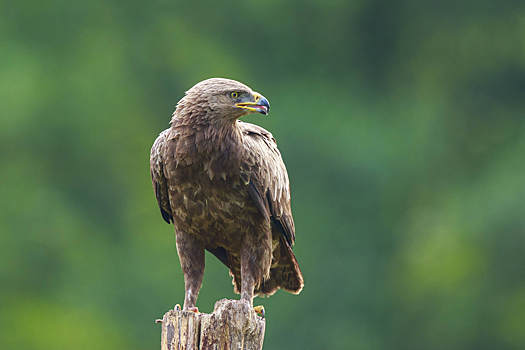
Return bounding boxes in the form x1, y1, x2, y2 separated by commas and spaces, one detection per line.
188, 306, 200, 314
253, 305, 265, 318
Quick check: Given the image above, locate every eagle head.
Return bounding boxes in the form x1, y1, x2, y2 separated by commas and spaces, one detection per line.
176, 78, 270, 121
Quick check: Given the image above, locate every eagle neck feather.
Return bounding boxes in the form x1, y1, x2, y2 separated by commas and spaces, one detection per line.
171, 109, 244, 179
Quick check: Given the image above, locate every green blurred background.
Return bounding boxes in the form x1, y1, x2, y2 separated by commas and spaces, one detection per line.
2, 0, 525, 349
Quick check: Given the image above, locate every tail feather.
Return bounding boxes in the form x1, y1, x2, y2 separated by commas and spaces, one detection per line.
224, 237, 304, 297
256, 238, 304, 296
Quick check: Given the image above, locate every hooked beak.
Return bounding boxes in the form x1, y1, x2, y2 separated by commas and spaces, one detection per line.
235, 92, 270, 115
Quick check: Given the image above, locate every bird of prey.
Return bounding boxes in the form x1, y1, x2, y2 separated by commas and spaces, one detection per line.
150, 78, 303, 311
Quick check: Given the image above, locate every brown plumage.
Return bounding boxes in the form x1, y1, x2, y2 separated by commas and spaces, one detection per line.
150, 78, 303, 310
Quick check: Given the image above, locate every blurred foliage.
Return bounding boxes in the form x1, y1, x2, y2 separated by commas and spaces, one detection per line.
1, 0, 525, 349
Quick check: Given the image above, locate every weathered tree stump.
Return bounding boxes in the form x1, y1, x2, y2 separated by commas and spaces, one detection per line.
160, 299, 265, 350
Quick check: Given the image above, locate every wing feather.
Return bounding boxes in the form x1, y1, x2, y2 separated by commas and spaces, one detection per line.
240, 122, 295, 246
150, 130, 173, 224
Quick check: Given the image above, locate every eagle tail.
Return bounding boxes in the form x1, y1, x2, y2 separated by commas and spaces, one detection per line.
256, 238, 304, 297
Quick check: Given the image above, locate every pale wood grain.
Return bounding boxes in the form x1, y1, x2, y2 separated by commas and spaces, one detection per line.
160, 299, 265, 350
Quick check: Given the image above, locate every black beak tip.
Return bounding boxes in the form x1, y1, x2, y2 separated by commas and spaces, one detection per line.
259, 96, 270, 115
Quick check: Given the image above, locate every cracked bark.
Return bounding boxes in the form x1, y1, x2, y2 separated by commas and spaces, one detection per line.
160, 299, 265, 350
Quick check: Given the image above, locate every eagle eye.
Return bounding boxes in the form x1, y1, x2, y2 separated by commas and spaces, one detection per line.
229, 91, 239, 99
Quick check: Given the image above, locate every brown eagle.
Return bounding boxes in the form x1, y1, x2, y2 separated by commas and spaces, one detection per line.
150, 78, 303, 311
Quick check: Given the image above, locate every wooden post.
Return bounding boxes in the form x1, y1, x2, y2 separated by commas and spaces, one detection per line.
160, 299, 265, 350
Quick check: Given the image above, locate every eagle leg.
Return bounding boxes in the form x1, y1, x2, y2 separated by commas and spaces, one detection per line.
240, 238, 271, 307
240, 244, 255, 306
175, 230, 205, 311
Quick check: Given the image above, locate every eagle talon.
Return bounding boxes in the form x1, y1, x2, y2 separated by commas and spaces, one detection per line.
253, 305, 265, 318
188, 306, 200, 314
